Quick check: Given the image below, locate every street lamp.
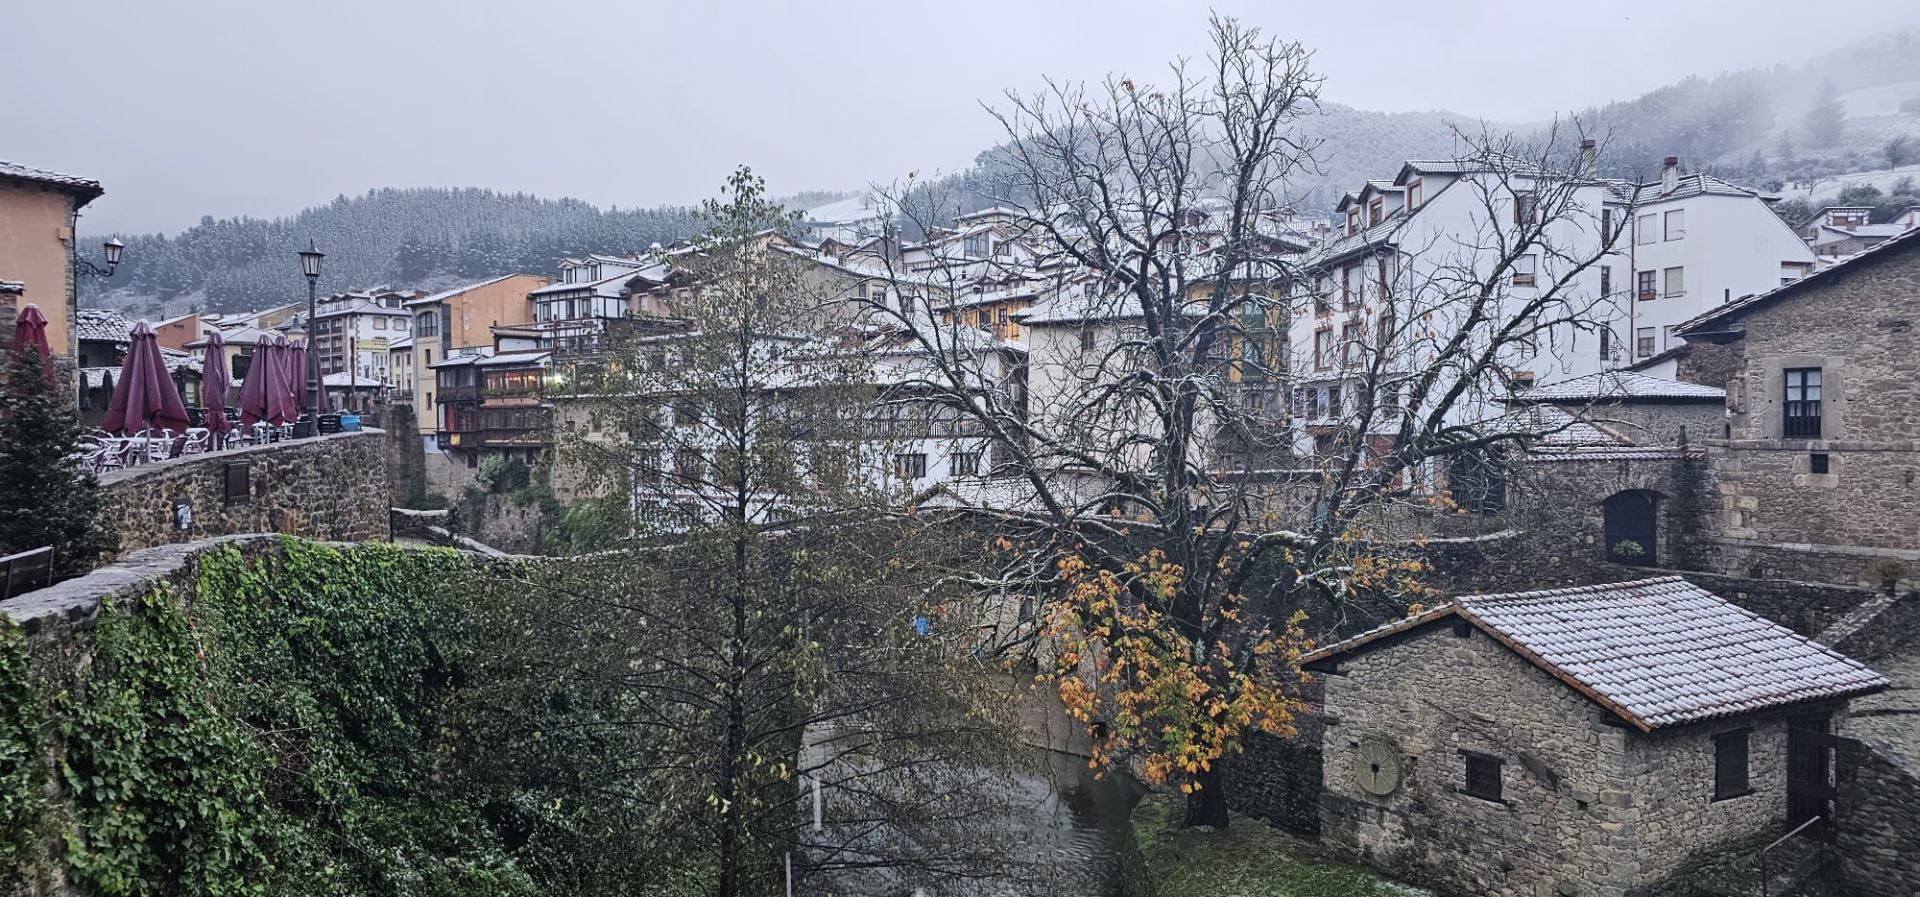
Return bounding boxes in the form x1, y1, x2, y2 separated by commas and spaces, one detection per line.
298, 240, 324, 433
75, 237, 125, 278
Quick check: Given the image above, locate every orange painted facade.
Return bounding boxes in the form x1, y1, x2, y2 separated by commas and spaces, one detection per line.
0, 182, 84, 355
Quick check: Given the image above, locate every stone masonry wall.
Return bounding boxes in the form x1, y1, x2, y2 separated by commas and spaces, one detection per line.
96, 430, 390, 558
1694, 242, 1920, 592
1319, 623, 1639, 897
1835, 735, 1920, 895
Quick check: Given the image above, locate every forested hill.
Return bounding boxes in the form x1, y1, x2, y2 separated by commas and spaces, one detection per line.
91, 188, 702, 315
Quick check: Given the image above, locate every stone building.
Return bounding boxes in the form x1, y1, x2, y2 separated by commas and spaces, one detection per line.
1303, 577, 1887, 897
1674, 227, 1920, 591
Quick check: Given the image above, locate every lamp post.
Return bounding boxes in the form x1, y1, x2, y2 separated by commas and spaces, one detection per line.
298, 241, 324, 432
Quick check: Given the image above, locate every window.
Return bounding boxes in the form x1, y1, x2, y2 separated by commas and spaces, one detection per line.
1313, 328, 1333, 370
1368, 197, 1384, 225
1378, 306, 1397, 349
373, 317, 387, 330
1600, 266, 1612, 300
1340, 266, 1357, 308
1810, 452, 1830, 475
1463, 752, 1503, 802
673, 447, 706, 483
1514, 193, 1538, 226
1407, 179, 1423, 209
1602, 208, 1614, 239
1636, 327, 1656, 358
1341, 323, 1362, 368
1314, 277, 1333, 315
1079, 329, 1096, 351
963, 233, 989, 258
950, 451, 981, 477
1784, 367, 1822, 438
893, 452, 927, 479
1663, 266, 1685, 298
1512, 255, 1537, 287
1449, 448, 1507, 514
1664, 209, 1686, 241
1599, 326, 1612, 360
1636, 214, 1657, 245
1326, 383, 1343, 418
1346, 208, 1360, 235
1637, 270, 1657, 301
1373, 256, 1393, 298
1713, 730, 1751, 800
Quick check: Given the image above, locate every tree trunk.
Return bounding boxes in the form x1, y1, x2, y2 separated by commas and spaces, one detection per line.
1183, 766, 1230, 829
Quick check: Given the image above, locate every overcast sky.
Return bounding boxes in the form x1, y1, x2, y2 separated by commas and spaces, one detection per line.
4, 0, 1910, 235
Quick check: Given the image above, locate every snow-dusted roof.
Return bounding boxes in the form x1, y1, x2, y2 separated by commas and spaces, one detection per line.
1815, 224, 1911, 240
1631, 173, 1773, 204
473, 351, 550, 367
404, 274, 530, 307
1303, 576, 1888, 732
1676, 226, 1920, 335
388, 336, 415, 351
1507, 370, 1725, 404
74, 309, 135, 343
321, 372, 385, 388
0, 160, 104, 198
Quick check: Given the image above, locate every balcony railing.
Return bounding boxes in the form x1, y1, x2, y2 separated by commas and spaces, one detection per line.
437, 384, 482, 404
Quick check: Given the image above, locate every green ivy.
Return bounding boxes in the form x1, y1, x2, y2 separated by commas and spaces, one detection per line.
0, 538, 549, 897
0, 621, 46, 888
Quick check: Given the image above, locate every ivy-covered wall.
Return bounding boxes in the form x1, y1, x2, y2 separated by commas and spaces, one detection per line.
0, 535, 609, 897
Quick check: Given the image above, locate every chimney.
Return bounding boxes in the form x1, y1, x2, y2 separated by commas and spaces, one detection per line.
1661, 156, 1680, 194
1579, 138, 1597, 175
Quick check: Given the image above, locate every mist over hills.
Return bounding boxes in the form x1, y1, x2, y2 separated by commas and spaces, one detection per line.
87, 27, 1920, 317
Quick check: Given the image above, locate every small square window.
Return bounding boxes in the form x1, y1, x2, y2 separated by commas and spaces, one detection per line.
1810, 452, 1830, 475
223, 460, 251, 504
1713, 730, 1750, 800
1462, 752, 1503, 802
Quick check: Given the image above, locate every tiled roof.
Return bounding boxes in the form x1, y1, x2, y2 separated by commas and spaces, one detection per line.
1675, 226, 1920, 336
1632, 173, 1772, 203
0, 160, 104, 198
1303, 577, 1888, 731
1472, 404, 1627, 447
74, 309, 134, 343
1507, 370, 1725, 403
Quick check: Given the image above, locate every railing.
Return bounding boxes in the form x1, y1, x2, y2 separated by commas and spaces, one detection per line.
437, 384, 482, 404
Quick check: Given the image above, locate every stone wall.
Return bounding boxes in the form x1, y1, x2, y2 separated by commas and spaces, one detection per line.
1834, 735, 1920, 894
1316, 620, 1807, 897
374, 403, 427, 507
96, 430, 390, 558
1223, 680, 1326, 839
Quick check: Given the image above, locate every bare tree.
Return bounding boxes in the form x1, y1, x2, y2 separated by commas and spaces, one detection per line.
542, 169, 1027, 895
1886, 134, 1914, 171
842, 18, 1629, 829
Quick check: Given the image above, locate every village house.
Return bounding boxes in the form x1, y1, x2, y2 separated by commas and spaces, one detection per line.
402, 273, 550, 450
1797, 205, 1916, 260
1673, 226, 1920, 591
1304, 576, 1888, 897
1285, 152, 1620, 456
1616, 157, 1816, 363
0, 159, 109, 362
309, 287, 418, 387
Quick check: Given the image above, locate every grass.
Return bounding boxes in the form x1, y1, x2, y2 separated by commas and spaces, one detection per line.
1127, 794, 1431, 897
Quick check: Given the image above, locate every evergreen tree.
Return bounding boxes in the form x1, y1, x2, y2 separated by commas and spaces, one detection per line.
0, 349, 115, 578
1805, 80, 1846, 146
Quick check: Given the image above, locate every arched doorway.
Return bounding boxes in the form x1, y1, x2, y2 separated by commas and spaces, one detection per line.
1603, 490, 1662, 566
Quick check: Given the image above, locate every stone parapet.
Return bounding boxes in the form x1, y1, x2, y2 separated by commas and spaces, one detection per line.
95, 429, 391, 559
